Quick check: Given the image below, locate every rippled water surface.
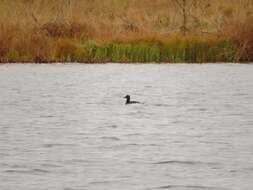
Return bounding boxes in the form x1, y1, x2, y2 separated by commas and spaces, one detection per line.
0, 64, 253, 190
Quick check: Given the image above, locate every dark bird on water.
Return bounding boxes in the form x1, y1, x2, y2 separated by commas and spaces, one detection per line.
124, 95, 140, 104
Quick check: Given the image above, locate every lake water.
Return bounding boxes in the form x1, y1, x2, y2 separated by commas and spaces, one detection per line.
0, 64, 253, 190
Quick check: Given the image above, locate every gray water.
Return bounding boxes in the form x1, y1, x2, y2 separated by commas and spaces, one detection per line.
0, 64, 253, 190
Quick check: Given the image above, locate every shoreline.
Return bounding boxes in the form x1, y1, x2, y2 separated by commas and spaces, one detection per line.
1, 1, 252, 64
0, 38, 246, 63
0, 62, 251, 64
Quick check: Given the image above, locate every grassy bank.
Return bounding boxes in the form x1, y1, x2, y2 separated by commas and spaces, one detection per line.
53, 36, 237, 63
0, 31, 250, 63
0, 0, 252, 63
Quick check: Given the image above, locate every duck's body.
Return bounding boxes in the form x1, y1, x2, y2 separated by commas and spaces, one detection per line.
124, 95, 140, 104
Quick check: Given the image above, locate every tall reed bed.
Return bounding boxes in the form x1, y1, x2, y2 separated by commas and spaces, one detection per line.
51, 35, 236, 63
0, 25, 245, 63
0, 18, 251, 63
0, 0, 252, 63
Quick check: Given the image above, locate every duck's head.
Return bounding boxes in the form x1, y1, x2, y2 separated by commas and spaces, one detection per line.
124, 95, 130, 99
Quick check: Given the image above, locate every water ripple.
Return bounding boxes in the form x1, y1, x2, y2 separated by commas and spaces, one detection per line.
153, 160, 219, 166
43, 143, 77, 148
156, 185, 227, 190
101, 136, 121, 141
4, 168, 50, 175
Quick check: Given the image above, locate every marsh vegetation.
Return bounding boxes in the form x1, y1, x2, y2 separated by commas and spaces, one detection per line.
0, 0, 252, 63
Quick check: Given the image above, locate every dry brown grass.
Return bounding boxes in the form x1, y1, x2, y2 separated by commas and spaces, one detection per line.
0, 0, 252, 62
232, 19, 253, 62
41, 21, 95, 40
53, 39, 78, 61
1, 0, 252, 36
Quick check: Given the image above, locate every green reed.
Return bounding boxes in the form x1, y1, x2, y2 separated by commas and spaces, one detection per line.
51, 36, 237, 63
